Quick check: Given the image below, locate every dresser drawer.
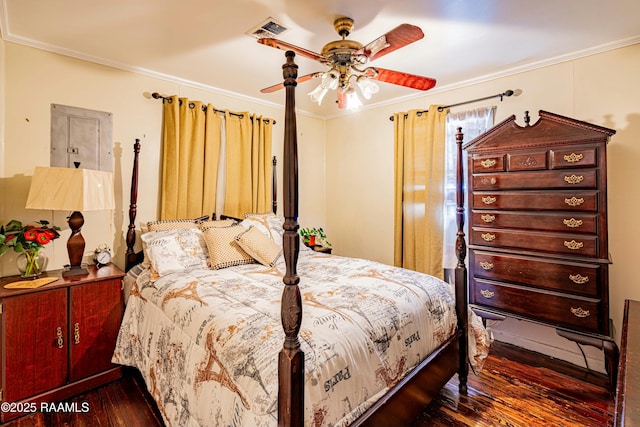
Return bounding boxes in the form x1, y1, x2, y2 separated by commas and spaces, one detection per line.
471, 278, 602, 333
471, 210, 598, 234
472, 169, 597, 191
472, 191, 599, 212
470, 250, 602, 297
471, 228, 599, 257
472, 155, 505, 173
551, 147, 597, 169
507, 151, 548, 171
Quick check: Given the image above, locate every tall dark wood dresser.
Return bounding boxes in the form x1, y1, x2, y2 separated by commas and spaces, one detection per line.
463, 110, 618, 388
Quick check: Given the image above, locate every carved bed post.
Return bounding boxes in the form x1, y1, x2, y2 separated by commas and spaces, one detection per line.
278, 51, 304, 427
272, 155, 278, 214
125, 138, 141, 271
455, 127, 469, 393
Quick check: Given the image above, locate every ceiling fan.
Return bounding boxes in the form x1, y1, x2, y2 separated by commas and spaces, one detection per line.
258, 17, 436, 110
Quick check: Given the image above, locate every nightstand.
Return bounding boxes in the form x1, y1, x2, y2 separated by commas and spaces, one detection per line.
311, 246, 332, 254
0, 264, 125, 422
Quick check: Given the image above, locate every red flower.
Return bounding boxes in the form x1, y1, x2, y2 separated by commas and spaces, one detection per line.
44, 229, 58, 239
23, 229, 38, 241
36, 232, 51, 245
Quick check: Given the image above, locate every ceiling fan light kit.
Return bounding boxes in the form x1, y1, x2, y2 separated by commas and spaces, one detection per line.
258, 17, 437, 110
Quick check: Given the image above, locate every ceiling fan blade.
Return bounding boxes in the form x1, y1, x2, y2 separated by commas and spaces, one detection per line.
260, 72, 323, 93
371, 68, 436, 91
359, 24, 424, 62
257, 38, 325, 62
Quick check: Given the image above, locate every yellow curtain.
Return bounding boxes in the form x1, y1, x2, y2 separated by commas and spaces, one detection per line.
160, 96, 221, 220
393, 106, 448, 278
223, 113, 273, 218
251, 114, 273, 213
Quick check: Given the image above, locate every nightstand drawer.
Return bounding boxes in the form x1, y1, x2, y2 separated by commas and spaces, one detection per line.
470, 250, 602, 297
471, 210, 598, 234
471, 228, 599, 257
472, 191, 599, 212
471, 278, 602, 333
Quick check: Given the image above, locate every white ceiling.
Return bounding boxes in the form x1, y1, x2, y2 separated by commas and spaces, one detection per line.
2, 0, 640, 117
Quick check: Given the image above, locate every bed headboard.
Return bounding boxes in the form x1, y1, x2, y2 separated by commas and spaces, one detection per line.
124, 141, 278, 272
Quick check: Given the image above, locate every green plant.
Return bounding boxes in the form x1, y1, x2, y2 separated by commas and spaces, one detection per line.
299, 227, 332, 247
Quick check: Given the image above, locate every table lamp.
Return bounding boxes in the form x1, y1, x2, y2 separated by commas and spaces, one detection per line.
25, 165, 115, 277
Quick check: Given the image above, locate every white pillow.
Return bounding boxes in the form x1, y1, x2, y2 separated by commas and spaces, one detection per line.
141, 228, 208, 277
240, 215, 283, 243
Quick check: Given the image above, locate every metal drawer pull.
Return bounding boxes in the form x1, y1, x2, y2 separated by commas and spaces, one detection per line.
479, 261, 494, 270
569, 274, 589, 284
564, 174, 584, 184
74, 322, 80, 344
481, 233, 496, 242
56, 326, 64, 349
482, 196, 497, 205
564, 240, 584, 250
481, 159, 497, 168
564, 153, 584, 163
563, 218, 583, 228
564, 197, 584, 207
571, 307, 590, 318
481, 214, 496, 223
481, 177, 497, 186
480, 289, 495, 299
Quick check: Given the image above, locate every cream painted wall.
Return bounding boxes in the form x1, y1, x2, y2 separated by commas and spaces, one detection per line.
2, 37, 639, 372
324, 43, 640, 370
0, 38, 6, 226
0, 41, 327, 276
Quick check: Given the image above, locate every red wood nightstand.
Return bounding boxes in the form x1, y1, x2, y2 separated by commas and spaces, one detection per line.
0, 264, 125, 422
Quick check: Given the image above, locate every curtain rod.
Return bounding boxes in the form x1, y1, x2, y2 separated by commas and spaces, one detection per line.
151, 92, 276, 124
389, 89, 516, 121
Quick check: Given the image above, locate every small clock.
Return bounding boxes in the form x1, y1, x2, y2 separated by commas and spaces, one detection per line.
93, 244, 112, 267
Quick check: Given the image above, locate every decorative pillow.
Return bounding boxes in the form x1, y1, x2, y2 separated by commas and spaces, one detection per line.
235, 226, 282, 267
147, 218, 200, 231
240, 215, 284, 244
244, 212, 276, 219
140, 228, 208, 277
197, 219, 236, 230
201, 224, 255, 269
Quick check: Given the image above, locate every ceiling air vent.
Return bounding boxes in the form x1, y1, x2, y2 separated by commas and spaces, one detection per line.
246, 17, 288, 39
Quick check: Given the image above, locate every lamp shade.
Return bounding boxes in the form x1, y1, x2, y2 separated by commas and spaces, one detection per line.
26, 166, 115, 211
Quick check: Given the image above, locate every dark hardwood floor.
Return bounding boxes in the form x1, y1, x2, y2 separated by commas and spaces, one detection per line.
3, 341, 614, 427
414, 341, 614, 427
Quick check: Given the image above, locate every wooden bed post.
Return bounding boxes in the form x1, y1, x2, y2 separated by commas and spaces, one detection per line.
278, 50, 304, 427
272, 155, 278, 214
125, 138, 141, 272
455, 127, 469, 393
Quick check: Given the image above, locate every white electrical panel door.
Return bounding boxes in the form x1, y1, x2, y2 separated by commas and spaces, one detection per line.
50, 104, 113, 172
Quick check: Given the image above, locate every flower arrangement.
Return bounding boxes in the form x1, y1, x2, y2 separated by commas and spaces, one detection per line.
0, 219, 61, 277
299, 227, 331, 248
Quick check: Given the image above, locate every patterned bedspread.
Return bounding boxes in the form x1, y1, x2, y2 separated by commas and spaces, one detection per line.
113, 251, 488, 427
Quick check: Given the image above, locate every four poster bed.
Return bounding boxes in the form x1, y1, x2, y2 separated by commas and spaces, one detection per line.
113, 51, 488, 427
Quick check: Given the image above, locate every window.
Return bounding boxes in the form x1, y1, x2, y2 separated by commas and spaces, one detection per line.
442, 107, 495, 269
